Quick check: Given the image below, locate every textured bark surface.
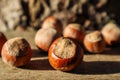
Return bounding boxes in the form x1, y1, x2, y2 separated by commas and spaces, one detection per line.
0, 0, 24, 31
0, 0, 120, 31
27, 0, 120, 30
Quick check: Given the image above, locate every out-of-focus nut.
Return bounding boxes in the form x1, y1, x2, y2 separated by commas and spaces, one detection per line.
63, 23, 85, 44
35, 28, 60, 52
84, 31, 106, 53
101, 22, 120, 45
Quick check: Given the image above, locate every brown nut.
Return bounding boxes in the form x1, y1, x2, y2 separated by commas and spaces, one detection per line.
63, 23, 85, 44
84, 31, 106, 53
48, 37, 83, 71
101, 22, 120, 45
42, 16, 63, 34
0, 32, 7, 55
34, 28, 60, 52
1, 37, 32, 67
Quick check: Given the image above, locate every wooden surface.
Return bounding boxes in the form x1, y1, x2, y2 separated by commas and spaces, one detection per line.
0, 28, 120, 80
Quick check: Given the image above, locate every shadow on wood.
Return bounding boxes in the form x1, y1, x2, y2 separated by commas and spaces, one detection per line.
20, 58, 54, 70
31, 49, 48, 58
69, 61, 120, 74
84, 46, 120, 55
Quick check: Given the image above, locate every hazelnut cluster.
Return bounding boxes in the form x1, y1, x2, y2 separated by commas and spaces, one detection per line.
35, 16, 84, 71
0, 16, 120, 72
34, 16, 120, 71
84, 22, 120, 53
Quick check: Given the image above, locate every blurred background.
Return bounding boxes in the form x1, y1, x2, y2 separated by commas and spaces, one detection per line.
0, 0, 120, 32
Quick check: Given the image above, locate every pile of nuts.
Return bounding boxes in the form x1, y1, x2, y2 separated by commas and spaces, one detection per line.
34, 16, 120, 71
0, 16, 120, 71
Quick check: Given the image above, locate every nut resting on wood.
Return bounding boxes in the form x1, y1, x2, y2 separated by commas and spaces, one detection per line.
34, 28, 60, 52
84, 31, 106, 53
0, 32, 7, 55
48, 37, 84, 71
1, 37, 32, 67
63, 23, 85, 44
101, 22, 120, 46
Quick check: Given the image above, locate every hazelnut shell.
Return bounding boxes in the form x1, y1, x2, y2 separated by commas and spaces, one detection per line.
0, 32, 7, 55
35, 28, 60, 52
84, 31, 106, 53
42, 16, 63, 34
48, 37, 83, 71
101, 22, 120, 45
1, 37, 32, 67
63, 24, 85, 44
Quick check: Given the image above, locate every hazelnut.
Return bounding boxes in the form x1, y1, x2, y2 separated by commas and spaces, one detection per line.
101, 22, 120, 45
34, 28, 60, 52
42, 16, 63, 34
84, 31, 106, 53
1, 37, 32, 67
0, 32, 7, 55
48, 37, 83, 71
63, 23, 85, 44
